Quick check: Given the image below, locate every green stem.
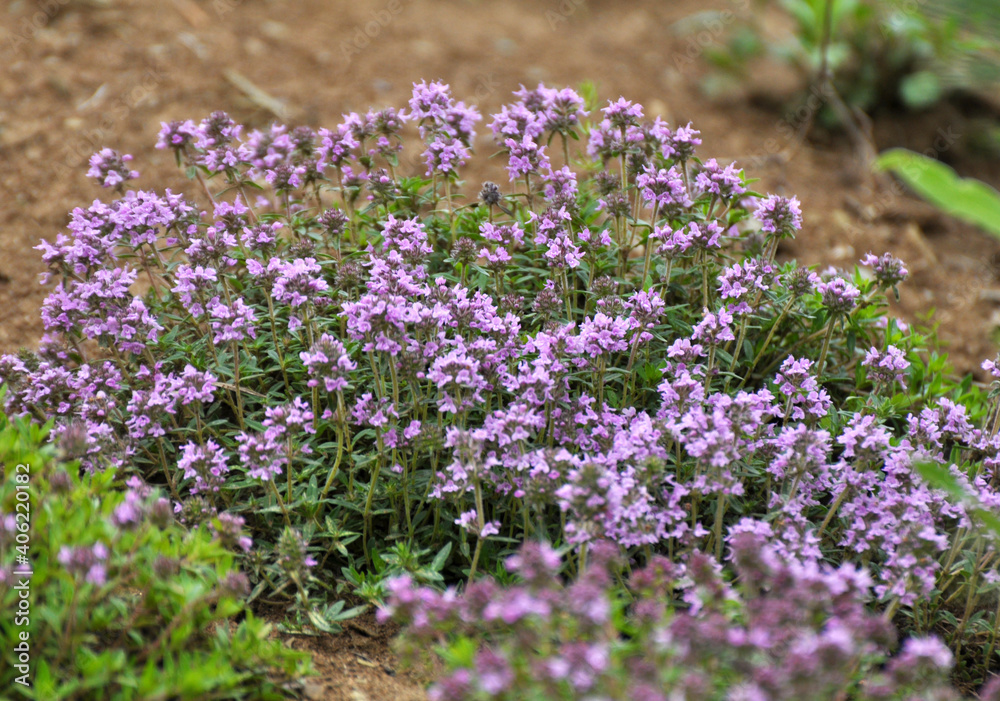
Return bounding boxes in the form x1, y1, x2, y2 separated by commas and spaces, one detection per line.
816, 317, 838, 378
700, 251, 710, 309
713, 494, 727, 561
817, 485, 850, 537
640, 202, 660, 288
268, 478, 292, 527
231, 340, 245, 431
265, 294, 292, 395
363, 436, 384, 566
737, 295, 796, 391
726, 315, 749, 377
318, 422, 344, 512
469, 480, 487, 582
704, 346, 717, 393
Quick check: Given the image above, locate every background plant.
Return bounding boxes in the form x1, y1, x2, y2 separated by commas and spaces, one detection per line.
704, 0, 1000, 117
0, 407, 308, 700
876, 147, 1000, 239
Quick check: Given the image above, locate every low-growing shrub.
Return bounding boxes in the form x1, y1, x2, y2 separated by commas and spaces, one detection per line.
0, 407, 308, 699
3, 80, 1000, 694
381, 533, 963, 700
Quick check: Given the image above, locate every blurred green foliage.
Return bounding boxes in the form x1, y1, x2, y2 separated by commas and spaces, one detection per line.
703, 0, 1000, 116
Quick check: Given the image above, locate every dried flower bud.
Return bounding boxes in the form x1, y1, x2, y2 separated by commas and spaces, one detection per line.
153, 555, 180, 578
591, 276, 619, 300
58, 422, 89, 461
533, 285, 562, 318
331, 260, 361, 294
49, 469, 72, 494
219, 571, 251, 599
150, 498, 174, 529
499, 293, 524, 315
594, 171, 619, 196
318, 207, 349, 240
479, 181, 502, 207
601, 191, 630, 219
367, 168, 398, 207
451, 237, 478, 265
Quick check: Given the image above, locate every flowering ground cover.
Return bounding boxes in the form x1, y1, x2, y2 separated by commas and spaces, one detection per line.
3, 79, 1000, 699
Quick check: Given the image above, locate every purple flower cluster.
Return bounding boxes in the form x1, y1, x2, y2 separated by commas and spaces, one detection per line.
407, 81, 480, 178
818, 276, 861, 315
862, 251, 909, 289
717, 258, 774, 314
754, 194, 802, 238
774, 356, 831, 422
87, 148, 139, 189
178, 440, 230, 494
300, 334, 356, 392
382, 534, 957, 701
863, 345, 910, 391
11, 85, 1000, 689
693, 158, 745, 202
58, 542, 109, 585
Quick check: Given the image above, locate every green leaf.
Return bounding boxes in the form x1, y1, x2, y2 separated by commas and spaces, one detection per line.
307, 609, 337, 633
899, 71, 942, 110
875, 148, 1000, 239
431, 542, 452, 571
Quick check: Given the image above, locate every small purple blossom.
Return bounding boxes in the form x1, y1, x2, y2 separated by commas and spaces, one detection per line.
861, 251, 908, 289
300, 334, 357, 392
178, 440, 230, 494
58, 542, 109, 585
862, 345, 910, 391
692, 307, 735, 346
817, 277, 860, 315
87, 148, 139, 189
754, 194, 802, 238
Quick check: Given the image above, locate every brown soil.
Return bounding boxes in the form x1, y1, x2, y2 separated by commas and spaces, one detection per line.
269, 609, 431, 701
2, 0, 999, 697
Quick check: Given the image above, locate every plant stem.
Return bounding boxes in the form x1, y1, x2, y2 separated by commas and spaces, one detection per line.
318, 423, 344, 510
268, 479, 292, 527
727, 315, 749, 377
265, 294, 292, 395
363, 436, 384, 566
713, 494, 727, 561
468, 480, 487, 582
231, 340, 245, 430
737, 295, 796, 390
640, 203, 660, 288
816, 317, 838, 378
818, 485, 850, 537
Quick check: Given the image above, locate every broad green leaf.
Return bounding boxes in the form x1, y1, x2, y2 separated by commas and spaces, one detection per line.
875, 148, 1000, 239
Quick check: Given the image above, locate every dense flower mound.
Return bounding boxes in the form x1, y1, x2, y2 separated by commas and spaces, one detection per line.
381, 533, 963, 700
4, 81, 1000, 693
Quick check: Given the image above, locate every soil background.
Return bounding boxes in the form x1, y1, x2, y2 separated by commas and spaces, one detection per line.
2, 0, 1000, 698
